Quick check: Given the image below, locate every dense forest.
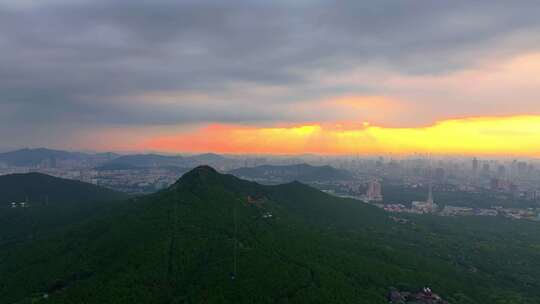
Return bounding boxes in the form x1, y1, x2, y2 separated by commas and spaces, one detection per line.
1, 166, 539, 303
0, 172, 127, 205
0, 173, 128, 254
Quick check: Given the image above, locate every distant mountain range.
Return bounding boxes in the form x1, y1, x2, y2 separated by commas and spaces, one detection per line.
0, 172, 127, 257
96, 152, 232, 169
0, 148, 117, 167
228, 163, 354, 183
1, 166, 539, 303
0, 148, 84, 166
0, 148, 235, 170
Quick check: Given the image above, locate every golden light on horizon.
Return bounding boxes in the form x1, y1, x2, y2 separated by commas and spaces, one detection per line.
139, 115, 540, 156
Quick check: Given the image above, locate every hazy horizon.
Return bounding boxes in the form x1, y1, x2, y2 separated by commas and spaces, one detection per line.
3, 146, 540, 162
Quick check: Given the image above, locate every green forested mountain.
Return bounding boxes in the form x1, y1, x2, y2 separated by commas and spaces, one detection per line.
0, 173, 128, 252
0, 172, 126, 205
1, 166, 539, 303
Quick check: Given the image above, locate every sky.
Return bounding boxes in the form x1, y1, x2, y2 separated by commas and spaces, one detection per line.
2, 0, 540, 156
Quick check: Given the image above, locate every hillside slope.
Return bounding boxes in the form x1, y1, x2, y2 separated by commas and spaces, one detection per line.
0, 173, 128, 250
0, 172, 126, 205
0, 166, 539, 303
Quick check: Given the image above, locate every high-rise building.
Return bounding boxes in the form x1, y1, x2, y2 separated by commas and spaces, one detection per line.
366, 180, 383, 202
497, 165, 506, 177
490, 178, 499, 191
411, 182, 437, 213
434, 167, 445, 182
517, 161, 528, 177
490, 178, 516, 194
426, 182, 434, 206
526, 190, 540, 201
481, 163, 490, 177
472, 158, 479, 172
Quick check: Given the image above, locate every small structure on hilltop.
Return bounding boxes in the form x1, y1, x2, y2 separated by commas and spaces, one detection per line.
388, 287, 448, 304
10, 201, 29, 208
246, 195, 266, 207
388, 288, 405, 303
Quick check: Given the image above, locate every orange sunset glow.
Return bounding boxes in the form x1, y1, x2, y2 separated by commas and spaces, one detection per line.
139, 115, 540, 156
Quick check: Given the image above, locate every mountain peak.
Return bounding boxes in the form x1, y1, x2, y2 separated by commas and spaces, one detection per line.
176, 165, 221, 185
174, 165, 265, 198
190, 165, 219, 174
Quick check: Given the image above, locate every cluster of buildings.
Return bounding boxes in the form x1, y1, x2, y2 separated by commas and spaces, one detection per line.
388, 287, 448, 304
96, 168, 182, 193
364, 180, 383, 202
10, 201, 29, 208
493, 207, 539, 220
468, 158, 540, 202
337, 156, 540, 221
440, 206, 497, 217
378, 203, 438, 215
359, 176, 540, 221
367, 180, 439, 215
344, 156, 540, 202
380, 202, 539, 220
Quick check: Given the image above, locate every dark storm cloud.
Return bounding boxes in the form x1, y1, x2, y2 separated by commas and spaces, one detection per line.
1, 0, 540, 133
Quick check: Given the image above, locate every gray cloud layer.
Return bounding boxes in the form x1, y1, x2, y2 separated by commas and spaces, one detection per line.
1, 0, 540, 147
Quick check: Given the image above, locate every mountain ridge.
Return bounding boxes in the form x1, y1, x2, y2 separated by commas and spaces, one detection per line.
0, 148, 86, 166
0, 172, 127, 205
228, 163, 354, 183
0, 148, 118, 167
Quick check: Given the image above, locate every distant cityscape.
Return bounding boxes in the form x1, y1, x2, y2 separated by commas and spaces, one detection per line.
325, 158, 540, 221
2, 148, 540, 220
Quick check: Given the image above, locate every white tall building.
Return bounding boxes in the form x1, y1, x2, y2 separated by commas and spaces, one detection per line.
412, 182, 437, 213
